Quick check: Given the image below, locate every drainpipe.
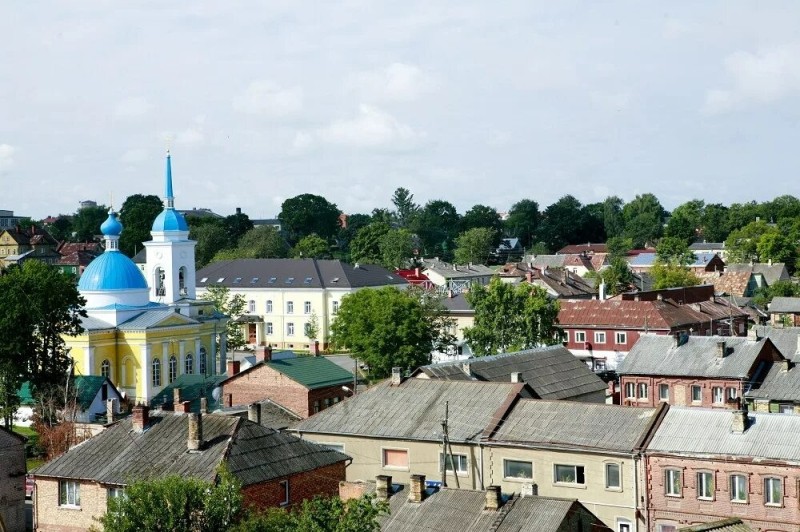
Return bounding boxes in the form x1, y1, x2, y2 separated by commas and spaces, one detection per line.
634, 452, 642, 532
478, 444, 485, 490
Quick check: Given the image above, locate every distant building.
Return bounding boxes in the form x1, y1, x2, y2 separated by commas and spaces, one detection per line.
0, 225, 60, 268
420, 258, 494, 294
768, 297, 800, 327
0, 209, 23, 229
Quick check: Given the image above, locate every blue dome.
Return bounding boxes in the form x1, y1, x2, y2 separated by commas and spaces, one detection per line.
78, 252, 148, 291
151, 208, 189, 232
101, 211, 123, 236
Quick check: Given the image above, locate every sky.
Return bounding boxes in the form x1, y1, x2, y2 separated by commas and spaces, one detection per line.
4, 2, 800, 221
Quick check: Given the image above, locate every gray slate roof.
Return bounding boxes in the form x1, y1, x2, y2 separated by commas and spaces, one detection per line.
292, 379, 529, 443
196, 259, 407, 290
678, 518, 753, 532
727, 263, 790, 286
647, 407, 800, 462
751, 325, 800, 360
617, 335, 771, 379
218, 399, 302, 430
440, 293, 474, 313
769, 297, 800, 314
421, 259, 495, 280
490, 400, 658, 453
745, 361, 800, 401
495, 496, 610, 532
416, 346, 607, 400
33, 412, 348, 485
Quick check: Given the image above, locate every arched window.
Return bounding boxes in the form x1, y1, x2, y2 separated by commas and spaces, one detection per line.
152, 359, 161, 387
154, 267, 166, 297
185, 353, 194, 375
169, 356, 178, 383
199, 347, 207, 375
101, 359, 111, 379
179, 266, 187, 296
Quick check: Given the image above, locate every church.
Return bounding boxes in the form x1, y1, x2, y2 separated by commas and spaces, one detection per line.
64, 153, 228, 404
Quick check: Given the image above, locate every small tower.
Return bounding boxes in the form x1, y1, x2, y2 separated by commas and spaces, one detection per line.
144, 151, 197, 304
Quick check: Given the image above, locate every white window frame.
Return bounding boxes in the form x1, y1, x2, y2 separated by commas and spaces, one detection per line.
59, 480, 81, 507
764, 477, 783, 506
712, 387, 723, 404
659, 383, 669, 401
152, 359, 161, 387
101, 359, 111, 379
726, 387, 738, 401
169, 356, 178, 384
248, 300, 255, 313
332, 300, 339, 314
665, 469, 682, 497
184, 353, 194, 375
638, 382, 648, 400
729, 474, 747, 503
617, 520, 632, 532
615, 331, 627, 344
502, 459, 533, 481
691, 385, 702, 403
287, 322, 294, 336
266, 322, 273, 335
279, 479, 289, 507
440, 452, 469, 476
553, 464, 585, 486
287, 301, 294, 314
574, 331, 586, 343
381, 447, 410, 471
304, 301, 312, 314
594, 331, 606, 344
696, 471, 714, 500
625, 382, 635, 399
266, 300, 273, 313
605, 462, 622, 491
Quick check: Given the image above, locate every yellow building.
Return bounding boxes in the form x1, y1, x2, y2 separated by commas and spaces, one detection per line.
64, 153, 227, 403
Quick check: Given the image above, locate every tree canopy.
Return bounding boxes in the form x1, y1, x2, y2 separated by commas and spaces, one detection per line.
191, 222, 230, 268
223, 211, 255, 246
71, 204, 109, 242
453, 228, 496, 265
119, 194, 164, 257
279, 194, 340, 245
622, 193, 666, 248
391, 187, 419, 228
232, 494, 387, 532
459, 204, 503, 238
504, 199, 540, 249
408, 200, 460, 260
213, 226, 289, 262
349, 223, 391, 266
378, 228, 415, 269
291, 234, 331, 259
200, 285, 246, 351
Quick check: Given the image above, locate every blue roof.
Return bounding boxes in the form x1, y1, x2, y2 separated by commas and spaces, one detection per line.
630, 252, 713, 268
78, 251, 149, 291
100, 211, 123, 236
151, 208, 189, 232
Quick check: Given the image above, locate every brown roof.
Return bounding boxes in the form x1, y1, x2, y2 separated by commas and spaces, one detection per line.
57, 250, 101, 267
698, 271, 751, 297
57, 242, 103, 255
1, 226, 58, 247
562, 254, 594, 270
590, 253, 608, 270
557, 243, 607, 254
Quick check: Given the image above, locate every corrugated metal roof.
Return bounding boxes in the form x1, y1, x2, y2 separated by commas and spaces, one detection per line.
490, 400, 657, 453
617, 335, 769, 378
678, 518, 753, 531
495, 496, 609, 532
292, 379, 527, 443
265, 357, 354, 389
118, 309, 200, 330
648, 407, 800, 462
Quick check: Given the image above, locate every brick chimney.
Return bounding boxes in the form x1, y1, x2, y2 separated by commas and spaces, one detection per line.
227, 360, 240, 376
132, 403, 150, 431
200, 396, 208, 414
173, 387, 182, 406
731, 409, 748, 433
484, 485, 501, 511
188, 412, 203, 451
106, 398, 116, 423
391, 367, 403, 386
462, 361, 472, 377
248, 402, 261, 424
716, 340, 726, 358
177, 401, 191, 414
510, 372, 522, 384
525, 271, 533, 284
408, 474, 426, 503
375, 475, 392, 502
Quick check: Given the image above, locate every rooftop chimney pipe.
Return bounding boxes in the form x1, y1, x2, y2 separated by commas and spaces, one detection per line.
408, 474, 426, 503
188, 412, 203, 451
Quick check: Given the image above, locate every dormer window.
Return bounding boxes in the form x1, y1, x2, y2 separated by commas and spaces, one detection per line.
233, 277, 242, 284
217, 277, 225, 283
251, 277, 259, 284
268, 277, 277, 284
200, 277, 207, 283
286, 277, 295, 284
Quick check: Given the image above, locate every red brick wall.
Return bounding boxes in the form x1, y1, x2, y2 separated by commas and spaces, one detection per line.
242, 462, 346, 509
562, 327, 647, 354
647, 454, 800, 531
223, 365, 347, 418
619, 376, 744, 409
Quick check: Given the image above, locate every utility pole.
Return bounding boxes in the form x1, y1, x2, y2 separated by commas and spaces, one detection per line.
440, 401, 460, 489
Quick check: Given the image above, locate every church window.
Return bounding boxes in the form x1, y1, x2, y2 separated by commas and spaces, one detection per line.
152, 359, 161, 387
179, 267, 188, 296
185, 353, 194, 375
101, 360, 110, 379
169, 356, 177, 383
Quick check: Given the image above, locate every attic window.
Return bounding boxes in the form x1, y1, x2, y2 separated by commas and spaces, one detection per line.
200, 277, 208, 283
286, 277, 295, 284
251, 277, 259, 284
233, 277, 242, 284
304, 277, 313, 284
217, 277, 225, 283
268, 277, 277, 284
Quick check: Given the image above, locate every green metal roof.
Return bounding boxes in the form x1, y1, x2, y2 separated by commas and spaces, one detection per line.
150, 373, 227, 412
265, 356, 353, 390
19, 376, 116, 410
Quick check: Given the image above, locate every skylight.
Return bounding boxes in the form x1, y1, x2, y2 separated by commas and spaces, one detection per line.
200, 277, 207, 283
233, 277, 242, 284
268, 277, 277, 284
286, 277, 295, 284
217, 277, 225, 283
304, 277, 313, 284
251, 277, 259, 284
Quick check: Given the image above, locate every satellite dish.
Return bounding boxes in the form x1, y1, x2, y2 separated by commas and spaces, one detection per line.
212, 386, 222, 402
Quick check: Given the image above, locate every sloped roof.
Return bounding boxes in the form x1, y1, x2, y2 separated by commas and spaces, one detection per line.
151, 374, 227, 412
416, 346, 606, 400
490, 400, 659, 453
679, 519, 753, 532
530, 268, 594, 298
745, 360, 800, 401
496, 496, 611, 532
769, 297, 800, 313
440, 293, 473, 312
647, 407, 800, 462
33, 412, 348, 485
223, 356, 353, 390
117, 308, 200, 330
529, 255, 567, 269
74, 376, 120, 410
698, 271, 752, 297
421, 259, 495, 279
0, 426, 26, 448
292, 379, 529, 443
618, 335, 772, 378
196, 259, 407, 289
218, 399, 302, 430
689, 242, 725, 251
726, 263, 790, 286
751, 326, 800, 360
557, 243, 607, 255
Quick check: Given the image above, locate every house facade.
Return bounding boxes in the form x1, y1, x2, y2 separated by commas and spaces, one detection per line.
420, 258, 494, 294
768, 297, 800, 327
0, 225, 60, 268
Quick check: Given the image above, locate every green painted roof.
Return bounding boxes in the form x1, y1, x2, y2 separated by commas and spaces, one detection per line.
265, 356, 353, 390
19, 376, 116, 410
151, 374, 227, 412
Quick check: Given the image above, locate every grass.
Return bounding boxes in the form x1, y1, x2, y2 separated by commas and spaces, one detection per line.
27, 457, 45, 471
13, 425, 37, 438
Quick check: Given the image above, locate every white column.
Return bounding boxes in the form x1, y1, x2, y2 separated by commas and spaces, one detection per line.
141, 343, 151, 402
219, 333, 228, 374
179, 340, 186, 376
162, 341, 169, 384
84, 347, 95, 375
194, 338, 202, 374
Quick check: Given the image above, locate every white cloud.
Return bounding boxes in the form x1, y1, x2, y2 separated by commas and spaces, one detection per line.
176, 127, 205, 146
291, 131, 314, 153
113, 97, 152, 120
0, 144, 16, 171
349, 63, 436, 102
120, 148, 148, 164
232, 81, 303, 117
318, 105, 423, 149
704, 44, 800, 114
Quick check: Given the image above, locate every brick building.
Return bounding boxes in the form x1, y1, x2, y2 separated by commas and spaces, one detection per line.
0, 426, 26, 532
617, 335, 782, 408
646, 407, 800, 532
32, 404, 348, 531
220, 347, 353, 418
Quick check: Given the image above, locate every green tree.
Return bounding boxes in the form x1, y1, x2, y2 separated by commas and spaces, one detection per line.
752, 280, 800, 306
232, 495, 387, 532
336, 213, 372, 259
200, 285, 246, 351
580, 202, 607, 244
757, 231, 797, 272
538, 195, 586, 252
504, 199, 540, 249
305, 312, 320, 342
119, 194, 164, 257
656, 237, 696, 266
651, 263, 700, 290
350, 223, 391, 265
585, 237, 634, 297
379, 228, 414, 269
622, 193, 666, 248
701, 203, 730, 242
223, 211, 255, 246
291, 234, 330, 259
727, 201, 763, 232
46, 215, 74, 242
453, 228, 496, 265
724, 220, 773, 263
665, 200, 704, 243
464, 278, 561, 355
279, 194, 340, 245
232, 226, 289, 259
330, 287, 453, 378
97, 469, 242, 532
391, 187, 419, 228
602, 196, 625, 239
71, 205, 108, 242
408, 200, 460, 260
459, 204, 503, 238
191, 222, 229, 268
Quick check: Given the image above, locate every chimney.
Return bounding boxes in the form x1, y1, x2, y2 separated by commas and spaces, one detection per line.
132, 403, 150, 431
716, 340, 726, 358
415, 267, 420, 277
656, 293, 663, 301
462, 361, 471, 377
177, 400, 191, 414
188, 412, 203, 450
484, 485, 502, 511
391, 367, 403, 386
731, 409, 748, 433
236, 207, 242, 215
227, 360, 240, 376
408, 474, 426, 503
200, 396, 208, 414
376, 475, 392, 502
173, 387, 182, 406
781, 359, 792, 372
248, 402, 262, 424
599, 281, 606, 301
510, 372, 522, 383
525, 271, 533, 284
106, 398, 116, 423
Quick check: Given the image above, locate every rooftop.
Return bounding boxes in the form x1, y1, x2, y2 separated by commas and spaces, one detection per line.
223, 356, 354, 391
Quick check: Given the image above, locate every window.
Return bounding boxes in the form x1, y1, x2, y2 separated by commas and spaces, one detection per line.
287, 322, 294, 336
152, 359, 161, 387
268, 277, 277, 284
730, 474, 747, 503
199, 348, 207, 375
287, 301, 294, 314
605, 463, 621, 490
382, 448, 409, 470
554, 464, 585, 485
625, 382, 635, 399
59, 480, 80, 507
594, 331, 606, 343
169, 356, 177, 383
266, 300, 273, 313
765, 477, 782, 506
712, 387, 723, 404
101, 359, 111, 379
617, 521, 632, 532
574, 331, 586, 343
659, 384, 669, 401
780, 404, 793, 414
248, 300, 255, 313
503, 459, 533, 479
440, 453, 468, 475
279, 480, 289, 507
658, 526, 677, 532
313, 400, 319, 413
691, 385, 702, 403
185, 353, 194, 375
266, 322, 273, 335
696, 471, 714, 500
233, 277, 242, 284
726, 387, 737, 401
665, 469, 682, 496
638, 383, 648, 400
107, 487, 125, 506
332, 300, 339, 314
304, 301, 311, 314
304, 277, 313, 285
304, 322, 312, 336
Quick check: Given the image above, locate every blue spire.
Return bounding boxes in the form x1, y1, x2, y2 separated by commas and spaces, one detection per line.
165, 150, 174, 209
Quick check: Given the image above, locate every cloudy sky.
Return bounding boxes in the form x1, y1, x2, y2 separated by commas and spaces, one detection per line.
3, 2, 800, 220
